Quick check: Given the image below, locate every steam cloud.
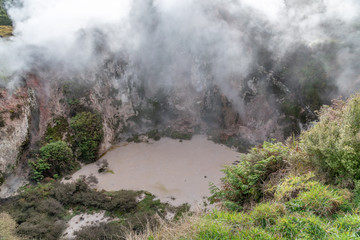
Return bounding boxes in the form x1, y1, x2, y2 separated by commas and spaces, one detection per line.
1, 0, 360, 103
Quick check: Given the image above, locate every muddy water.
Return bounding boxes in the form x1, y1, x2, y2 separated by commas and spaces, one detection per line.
68, 135, 240, 209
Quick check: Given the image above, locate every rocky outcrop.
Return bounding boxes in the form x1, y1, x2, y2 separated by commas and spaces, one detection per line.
0, 87, 35, 179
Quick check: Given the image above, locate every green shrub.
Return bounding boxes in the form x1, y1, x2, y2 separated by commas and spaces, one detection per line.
274, 172, 317, 202
276, 214, 327, 239
333, 214, 360, 233
210, 141, 289, 210
29, 141, 76, 181
74, 222, 124, 240
302, 95, 360, 182
195, 219, 235, 240
70, 112, 103, 163
250, 202, 286, 228
286, 184, 350, 216
28, 158, 50, 181
206, 210, 252, 228
0, 179, 172, 240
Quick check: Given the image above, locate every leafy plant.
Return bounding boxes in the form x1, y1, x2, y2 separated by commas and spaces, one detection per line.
29, 141, 76, 181
302, 95, 360, 183
70, 111, 103, 163
210, 141, 289, 210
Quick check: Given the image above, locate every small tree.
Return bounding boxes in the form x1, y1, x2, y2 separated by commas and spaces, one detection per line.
29, 141, 75, 181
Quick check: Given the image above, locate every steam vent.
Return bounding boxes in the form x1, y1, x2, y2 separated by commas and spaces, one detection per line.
1, 0, 360, 239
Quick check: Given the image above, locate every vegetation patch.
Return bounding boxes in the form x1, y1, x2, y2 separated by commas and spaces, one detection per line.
162, 128, 193, 141
70, 111, 103, 164
44, 116, 69, 143
29, 141, 78, 181
210, 141, 289, 210
0, 212, 20, 240
207, 130, 253, 152
0, 179, 184, 240
301, 96, 360, 183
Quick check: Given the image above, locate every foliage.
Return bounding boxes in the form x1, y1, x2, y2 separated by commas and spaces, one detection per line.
70, 111, 103, 163
74, 222, 125, 240
301, 95, 360, 183
0, 179, 179, 240
286, 183, 351, 216
44, 117, 69, 143
250, 202, 286, 228
147, 129, 161, 141
162, 128, 193, 140
207, 131, 252, 152
0, 212, 21, 240
210, 141, 289, 210
29, 141, 76, 181
28, 158, 50, 181
274, 172, 317, 202
0, 0, 12, 27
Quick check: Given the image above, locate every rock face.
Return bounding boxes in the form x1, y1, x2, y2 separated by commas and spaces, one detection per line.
0, 87, 34, 180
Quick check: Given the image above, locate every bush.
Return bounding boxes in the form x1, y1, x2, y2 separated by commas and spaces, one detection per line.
274, 172, 317, 202
302, 95, 360, 182
250, 202, 286, 228
276, 214, 327, 239
210, 141, 289, 210
70, 112, 103, 163
74, 222, 124, 240
286, 183, 350, 216
29, 141, 76, 181
0, 179, 173, 240
0, 212, 20, 240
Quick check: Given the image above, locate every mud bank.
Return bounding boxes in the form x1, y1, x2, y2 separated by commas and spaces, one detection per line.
67, 135, 240, 209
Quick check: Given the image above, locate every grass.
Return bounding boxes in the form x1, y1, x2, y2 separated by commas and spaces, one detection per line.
0, 25, 12, 37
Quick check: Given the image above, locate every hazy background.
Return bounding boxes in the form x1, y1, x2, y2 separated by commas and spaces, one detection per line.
0, 0, 359, 105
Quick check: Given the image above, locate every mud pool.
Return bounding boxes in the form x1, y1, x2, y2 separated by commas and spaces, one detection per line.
67, 135, 240, 209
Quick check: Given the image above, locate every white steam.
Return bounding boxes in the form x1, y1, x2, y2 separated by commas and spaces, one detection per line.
0, 0, 360, 99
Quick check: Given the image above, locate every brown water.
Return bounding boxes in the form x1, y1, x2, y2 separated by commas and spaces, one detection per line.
68, 135, 240, 209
